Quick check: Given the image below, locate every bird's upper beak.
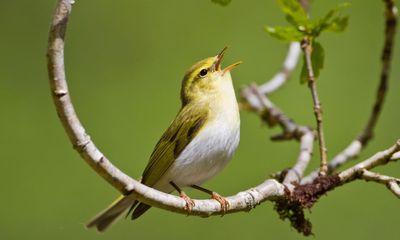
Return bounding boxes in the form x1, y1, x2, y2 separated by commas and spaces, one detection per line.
212, 47, 242, 75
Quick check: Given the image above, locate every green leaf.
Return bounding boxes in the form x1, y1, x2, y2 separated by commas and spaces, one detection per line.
324, 16, 349, 32
277, 0, 309, 27
211, 0, 232, 6
321, 3, 350, 23
311, 2, 350, 35
299, 40, 325, 84
265, 26, 305, 42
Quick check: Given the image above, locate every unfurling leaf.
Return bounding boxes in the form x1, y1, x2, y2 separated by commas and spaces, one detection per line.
211, 0, 232, 6
324, 16, 349, 32
278, 0, 309, 28
265, 26, 305, 42
311, 3, 350, 35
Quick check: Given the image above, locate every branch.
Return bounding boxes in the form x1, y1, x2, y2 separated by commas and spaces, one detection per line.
301, 38, 328, 176
360, 169, 400, 198
241, 85, 314, 184
338, 140, 400, 183
47, 0, 291, 218
302, 0, 397, 183
287, 140, 400, 210
273, 140, 400, 236
240, 0, 311, 185
332, 0, 397, 169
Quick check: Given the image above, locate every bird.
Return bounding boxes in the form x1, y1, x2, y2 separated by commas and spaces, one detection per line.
86, 47, 241, 232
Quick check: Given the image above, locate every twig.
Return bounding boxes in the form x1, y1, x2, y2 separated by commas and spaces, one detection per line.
274, 141, 400, 236
334, 0, 398, 166
338, 140, 400, 183
301, 38, 328, 176
258, 42, 301, 94
241, 85, 314, 184
302, 1, 397, 183
290, 141, 400, 210
391, 151, 400, 160
358, 0, 398, 145
240, 0, 310, 184
361, 169, 400, 198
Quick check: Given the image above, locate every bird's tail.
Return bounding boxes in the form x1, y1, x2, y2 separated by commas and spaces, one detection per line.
86, 195, 135, 232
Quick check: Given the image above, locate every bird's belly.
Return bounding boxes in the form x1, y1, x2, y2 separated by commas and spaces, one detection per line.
153, 120, 240, 192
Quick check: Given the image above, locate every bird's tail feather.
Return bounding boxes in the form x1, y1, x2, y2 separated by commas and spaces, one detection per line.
86, 195, 135, 232
131, 203, 152, 220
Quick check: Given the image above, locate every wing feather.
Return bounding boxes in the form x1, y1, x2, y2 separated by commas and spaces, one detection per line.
141, 105, 208, 187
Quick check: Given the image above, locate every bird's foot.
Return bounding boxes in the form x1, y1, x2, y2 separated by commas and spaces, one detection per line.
180, 191, 195, 213
211, 192, 230, 214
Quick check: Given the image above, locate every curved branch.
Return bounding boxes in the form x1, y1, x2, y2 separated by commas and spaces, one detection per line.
47, 0, 288, 217
47, 0, 133, 195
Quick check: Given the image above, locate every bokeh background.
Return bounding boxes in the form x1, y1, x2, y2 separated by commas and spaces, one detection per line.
1, 0, 399, 239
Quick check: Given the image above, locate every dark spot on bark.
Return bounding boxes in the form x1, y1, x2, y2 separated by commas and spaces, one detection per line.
292, 174, 341, 208
274, 175, 341, 236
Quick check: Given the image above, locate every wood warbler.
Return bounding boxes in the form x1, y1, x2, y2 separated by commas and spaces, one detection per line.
86, 47, 241, 231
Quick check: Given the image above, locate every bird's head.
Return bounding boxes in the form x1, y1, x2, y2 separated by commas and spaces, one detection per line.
180, 47, 241, 105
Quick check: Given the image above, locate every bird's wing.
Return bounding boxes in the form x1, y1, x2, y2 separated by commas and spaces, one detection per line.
141, 105, 208, 187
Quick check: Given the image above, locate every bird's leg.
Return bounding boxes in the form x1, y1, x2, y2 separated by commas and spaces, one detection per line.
191, 185, 230, 214
170, 181, 195, 213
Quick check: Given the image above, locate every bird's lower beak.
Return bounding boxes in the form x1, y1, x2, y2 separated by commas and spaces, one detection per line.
213, 46, 242, 75
222, 61, 242, 75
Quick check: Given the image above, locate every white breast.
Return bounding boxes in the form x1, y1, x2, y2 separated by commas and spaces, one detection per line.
154, 73, 240, 192
154, 118, 240, 192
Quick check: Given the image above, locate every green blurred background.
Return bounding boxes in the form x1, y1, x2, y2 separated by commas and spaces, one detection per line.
1, 0, 399, 239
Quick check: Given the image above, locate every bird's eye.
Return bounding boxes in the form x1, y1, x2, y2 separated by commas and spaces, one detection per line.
199, 69, 208, 77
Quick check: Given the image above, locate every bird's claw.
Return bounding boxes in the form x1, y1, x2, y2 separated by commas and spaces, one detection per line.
212, 192, 230, 215
180, 192, 195, 214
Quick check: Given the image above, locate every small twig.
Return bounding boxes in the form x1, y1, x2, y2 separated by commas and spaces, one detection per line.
258, 42, 301, 94
387, 181, 400, 198
292, 141, 400, 209
358, 0, 398, 145
338, 140, 400, 183
302, 1, 397, 183
240, 0, 311, 185
241, 85, 314, 183
391, 151, 400, 160
361, 170, 400, 198
301, 38, 328, 176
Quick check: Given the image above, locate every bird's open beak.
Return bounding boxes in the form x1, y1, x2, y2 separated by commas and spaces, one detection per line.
223, 61, 242, 75
213, 47, 242, 75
